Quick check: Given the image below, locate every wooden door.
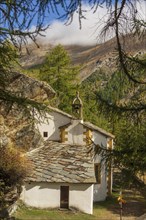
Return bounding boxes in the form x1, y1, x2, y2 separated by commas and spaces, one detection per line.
60, 186, 69, 209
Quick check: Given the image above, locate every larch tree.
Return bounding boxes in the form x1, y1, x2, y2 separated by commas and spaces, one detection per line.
39, 44, 80, 112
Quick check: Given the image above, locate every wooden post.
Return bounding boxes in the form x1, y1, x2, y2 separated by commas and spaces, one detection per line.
118, 191, 123, 220
120, 201, 123, 220
118, 190, 126, 220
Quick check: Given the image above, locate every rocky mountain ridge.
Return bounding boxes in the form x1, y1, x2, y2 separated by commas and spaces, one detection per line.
20, 34, 146, 81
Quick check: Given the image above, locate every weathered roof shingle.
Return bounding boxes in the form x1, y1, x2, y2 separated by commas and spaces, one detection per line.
26, 141, 96, 184
83, 122, 115, 138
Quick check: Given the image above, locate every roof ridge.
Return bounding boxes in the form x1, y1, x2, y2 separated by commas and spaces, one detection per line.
82, 121, 115, 138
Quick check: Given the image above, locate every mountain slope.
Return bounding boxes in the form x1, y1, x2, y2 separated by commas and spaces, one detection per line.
20, 34, 146, 81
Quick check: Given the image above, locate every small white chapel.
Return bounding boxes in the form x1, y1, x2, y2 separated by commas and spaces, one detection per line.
21, 92, 114, 214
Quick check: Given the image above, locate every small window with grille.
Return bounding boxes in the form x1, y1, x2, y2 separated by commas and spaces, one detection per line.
43, 131, 48, 138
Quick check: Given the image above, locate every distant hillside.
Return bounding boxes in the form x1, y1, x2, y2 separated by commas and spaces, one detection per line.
20, 34, 146, 81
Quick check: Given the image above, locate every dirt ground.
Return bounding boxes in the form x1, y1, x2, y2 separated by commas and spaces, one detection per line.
102, 189, 146, 220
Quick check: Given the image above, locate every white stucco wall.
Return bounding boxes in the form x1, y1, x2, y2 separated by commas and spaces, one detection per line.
93, 162, 107, 202
21, 182, 93, 214
21, 182, 60, 208
92, 131, 108, 201
36, 111, 71, 141
65, 120, 86, 145
92, 131, 107, 147
69, 184, 93, 214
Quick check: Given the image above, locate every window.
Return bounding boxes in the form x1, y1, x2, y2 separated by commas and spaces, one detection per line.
43, 131, 48, 138
94, 163, 101, 184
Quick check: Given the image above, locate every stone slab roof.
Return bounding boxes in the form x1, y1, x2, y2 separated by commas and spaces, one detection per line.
47, 107, 114, 139
48, 106, 76, 119
59, 120, 114, 138
26, 141, 96, 184
83, 122, 115, 139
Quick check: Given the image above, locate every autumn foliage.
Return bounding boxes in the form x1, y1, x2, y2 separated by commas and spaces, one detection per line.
0, 144, 29, 207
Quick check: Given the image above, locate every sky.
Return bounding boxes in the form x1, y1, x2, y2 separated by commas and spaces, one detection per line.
37, 4, 109, 46
35, 1, 146, 46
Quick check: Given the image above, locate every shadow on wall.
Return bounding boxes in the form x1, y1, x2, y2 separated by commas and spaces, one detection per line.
25, 182, 91, 192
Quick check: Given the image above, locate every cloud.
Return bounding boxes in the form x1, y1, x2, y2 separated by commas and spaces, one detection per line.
37, 4, 109, 46
36, 1, 146, 46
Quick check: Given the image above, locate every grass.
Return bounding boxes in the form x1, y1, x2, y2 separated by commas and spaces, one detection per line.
13, 196, 121, 220
12, 189, 146, 220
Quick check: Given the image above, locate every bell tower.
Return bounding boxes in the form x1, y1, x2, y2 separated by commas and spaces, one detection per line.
72, 91, 83, 120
